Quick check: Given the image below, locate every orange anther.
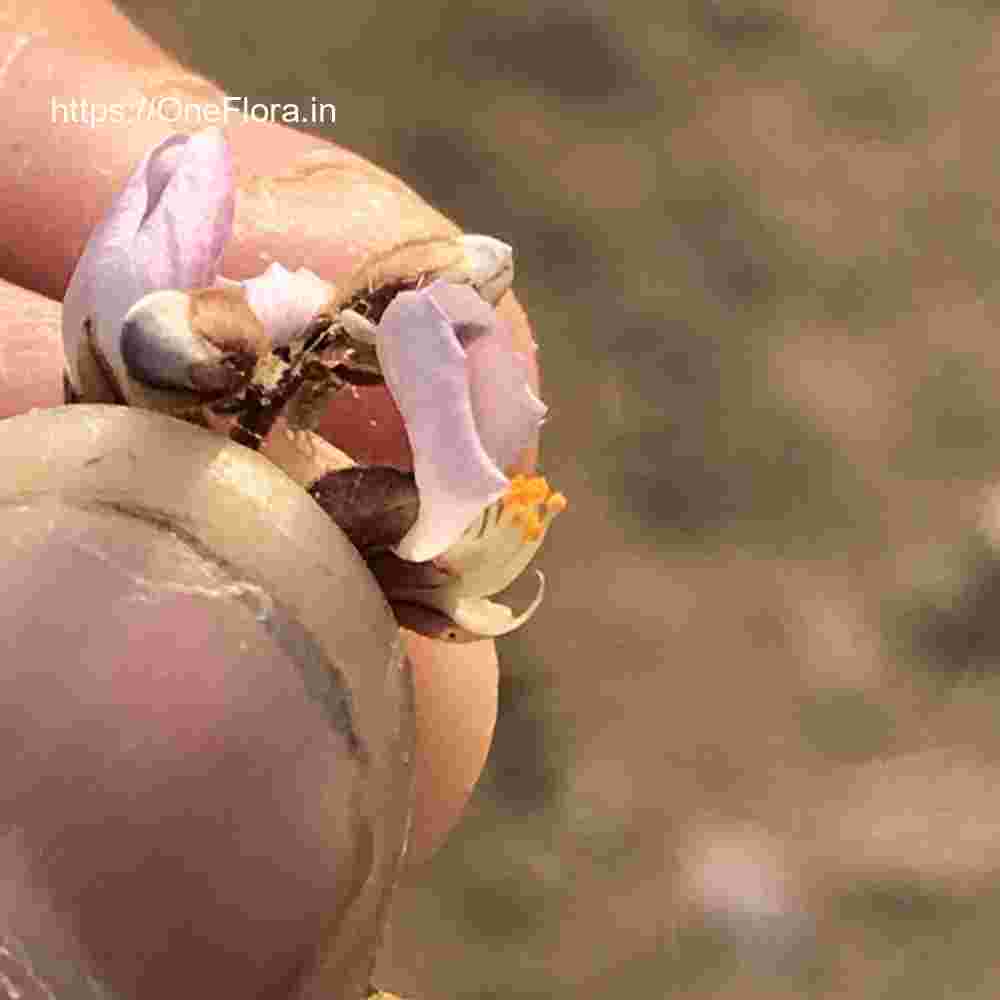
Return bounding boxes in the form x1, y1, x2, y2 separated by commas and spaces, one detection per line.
546, 492, 568, 514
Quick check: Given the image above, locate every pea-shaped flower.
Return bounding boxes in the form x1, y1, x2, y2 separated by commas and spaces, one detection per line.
345, 280, 562, 639
62, 128, 331, 409
62, 128, 565, 641
376, 279, 548, 562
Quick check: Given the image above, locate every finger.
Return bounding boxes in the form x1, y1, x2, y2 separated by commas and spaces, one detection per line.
0, 279, 63, 415
0, 28, 539, 364
406, 633, 499, 859
0, 404, 417, 997
0, 30, 444, 299
0, 30, 528, 861
0, 0, 168, 67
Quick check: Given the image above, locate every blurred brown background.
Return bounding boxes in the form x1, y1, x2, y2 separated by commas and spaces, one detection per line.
118, 1, 1000, 996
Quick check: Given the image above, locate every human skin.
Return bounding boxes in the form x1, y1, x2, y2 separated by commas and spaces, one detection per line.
0, 0, 539, 993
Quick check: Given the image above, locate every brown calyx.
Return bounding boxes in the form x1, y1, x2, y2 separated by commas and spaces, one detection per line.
307, 467, 419, 553
189, 286, 271, 357
186, 287, 272, 398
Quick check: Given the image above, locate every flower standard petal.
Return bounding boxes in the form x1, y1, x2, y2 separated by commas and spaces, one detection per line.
376, 286, 510, 563
376, 281, 547, 563
423, 281, 546, 474
133, 128, 233, 290
63, 129, 234, 401
466, 336, 545, 471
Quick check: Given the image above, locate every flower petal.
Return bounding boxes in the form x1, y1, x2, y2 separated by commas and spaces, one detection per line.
134, 129, 233, 290
377, 280, 546, 562
467, 334, 546, 473
376, 282, 511, 562
444, 477, 565, 594
418, 281, 545, 473
439, 518, 544, 599
448, 572, 545, 636
239, 263, 333, 346
63, 129, 234, 400
388, 572, 545, 641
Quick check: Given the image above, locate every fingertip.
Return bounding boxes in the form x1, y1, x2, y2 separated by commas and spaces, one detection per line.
403, 632, 499, 866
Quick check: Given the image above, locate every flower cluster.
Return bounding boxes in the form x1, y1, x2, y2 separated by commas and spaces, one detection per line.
62, 128, 565, 640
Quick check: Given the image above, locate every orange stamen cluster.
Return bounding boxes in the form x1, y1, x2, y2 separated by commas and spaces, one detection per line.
502, 474, 568, 542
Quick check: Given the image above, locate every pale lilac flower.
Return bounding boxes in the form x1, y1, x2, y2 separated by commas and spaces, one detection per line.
62, 128, 329, 402
376, 280, 548, 563
62, 131, 564, 619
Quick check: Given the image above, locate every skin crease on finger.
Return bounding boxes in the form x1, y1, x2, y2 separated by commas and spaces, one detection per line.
0, 4, 544, 869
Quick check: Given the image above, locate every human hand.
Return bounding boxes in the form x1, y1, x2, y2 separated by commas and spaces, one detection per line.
0, 2, 539, 995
